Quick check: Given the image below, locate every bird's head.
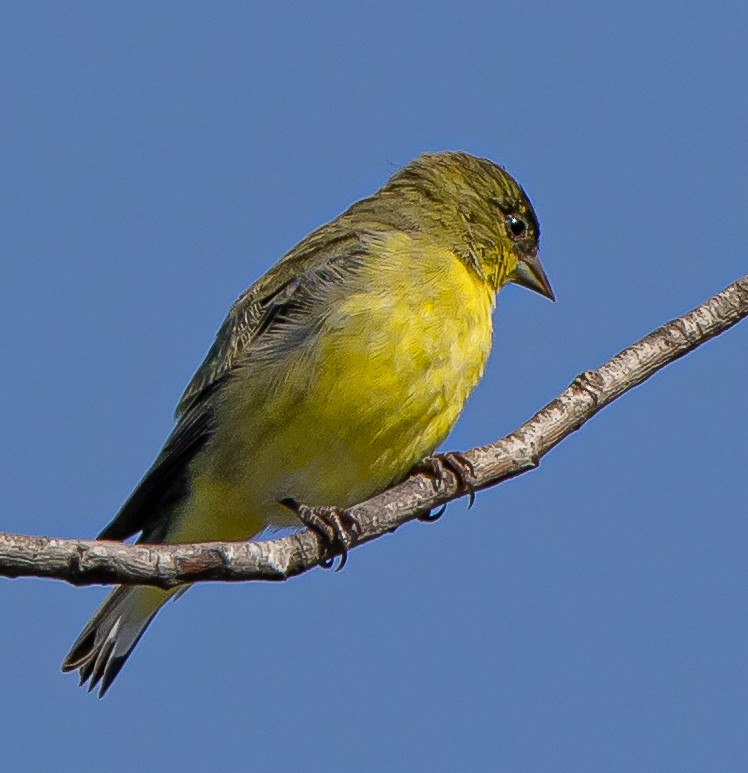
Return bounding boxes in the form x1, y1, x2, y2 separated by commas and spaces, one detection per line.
378, 151, 554, 301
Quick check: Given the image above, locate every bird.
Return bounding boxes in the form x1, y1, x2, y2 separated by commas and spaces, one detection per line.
62, 150, 554, 696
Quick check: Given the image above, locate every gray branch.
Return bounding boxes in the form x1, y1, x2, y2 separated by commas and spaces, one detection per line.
2, 274, 747, 588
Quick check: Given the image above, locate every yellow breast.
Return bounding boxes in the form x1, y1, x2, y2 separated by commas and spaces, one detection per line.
170, 233, 495, 542
313, 232, 494, 474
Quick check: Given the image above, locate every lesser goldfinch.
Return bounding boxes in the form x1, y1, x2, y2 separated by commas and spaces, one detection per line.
63, 151, 553, 696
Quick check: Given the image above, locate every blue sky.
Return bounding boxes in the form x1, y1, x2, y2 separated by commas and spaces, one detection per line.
1, 2, 747, 771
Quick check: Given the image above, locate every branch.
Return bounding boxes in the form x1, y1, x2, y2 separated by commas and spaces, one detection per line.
2, 274, 747, 588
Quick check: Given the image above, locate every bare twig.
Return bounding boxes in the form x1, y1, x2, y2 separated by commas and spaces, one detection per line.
1, 274, 746, 588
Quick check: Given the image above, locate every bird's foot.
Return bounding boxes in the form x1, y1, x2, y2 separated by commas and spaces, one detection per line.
279, 498, 361, 571
413, 451, 477, 517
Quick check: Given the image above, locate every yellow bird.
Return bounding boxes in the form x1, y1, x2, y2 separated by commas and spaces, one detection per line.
62, 151, 553, 695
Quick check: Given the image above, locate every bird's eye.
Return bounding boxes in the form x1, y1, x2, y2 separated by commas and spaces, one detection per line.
506, 214, 527, 239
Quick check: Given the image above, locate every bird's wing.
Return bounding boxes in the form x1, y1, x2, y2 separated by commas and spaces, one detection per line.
97, 393, 214, 542
98, 228, 368, 543
176, 227, 365, 416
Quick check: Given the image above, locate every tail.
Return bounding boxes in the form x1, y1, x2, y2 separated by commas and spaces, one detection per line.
61, 584, 182, 697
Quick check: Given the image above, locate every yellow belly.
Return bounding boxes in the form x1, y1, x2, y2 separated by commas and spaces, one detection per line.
168, 234, 494, 543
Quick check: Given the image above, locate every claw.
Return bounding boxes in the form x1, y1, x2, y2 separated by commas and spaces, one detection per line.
414, 452, 477, 509
280, 498, 361, 571
418, 503, 447, 522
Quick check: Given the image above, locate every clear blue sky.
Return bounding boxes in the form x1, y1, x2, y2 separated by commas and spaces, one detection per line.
1, 2, 747, 771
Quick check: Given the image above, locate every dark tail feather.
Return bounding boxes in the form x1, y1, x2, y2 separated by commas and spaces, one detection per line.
62, 585, 176, 697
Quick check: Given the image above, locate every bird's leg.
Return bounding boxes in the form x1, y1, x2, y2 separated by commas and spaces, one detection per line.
413, 451, 477, 518
279, 498, 361, 571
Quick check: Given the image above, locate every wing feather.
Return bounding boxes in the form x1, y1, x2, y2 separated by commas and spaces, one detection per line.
98, 228, 369, 543
176, 227, 365, 416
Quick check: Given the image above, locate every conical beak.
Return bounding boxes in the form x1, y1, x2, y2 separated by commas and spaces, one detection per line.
511, 252, 555, 301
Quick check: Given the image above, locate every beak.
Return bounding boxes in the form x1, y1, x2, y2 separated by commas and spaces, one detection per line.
511, 252, 555, 301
